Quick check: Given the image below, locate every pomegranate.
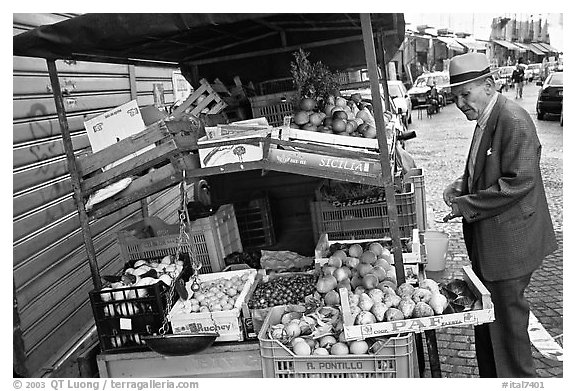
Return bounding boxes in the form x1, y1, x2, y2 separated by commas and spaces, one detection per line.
316, 275, 337, 294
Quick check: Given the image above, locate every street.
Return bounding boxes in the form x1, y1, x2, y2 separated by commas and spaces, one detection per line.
404, 82, 564, 378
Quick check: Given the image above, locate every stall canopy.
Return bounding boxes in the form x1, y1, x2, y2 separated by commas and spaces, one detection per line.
13, 13, 404, 69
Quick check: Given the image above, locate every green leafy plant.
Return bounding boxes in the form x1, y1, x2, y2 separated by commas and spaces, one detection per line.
290, 49, 341, 108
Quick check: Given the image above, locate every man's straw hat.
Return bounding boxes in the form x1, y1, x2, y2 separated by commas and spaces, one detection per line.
447, 52, 499, 87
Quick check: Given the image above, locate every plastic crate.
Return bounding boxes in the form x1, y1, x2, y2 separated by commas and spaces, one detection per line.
257, 78, 295, 95
258, 306, 416, 378
117, 204, 242, 274
89, 282, 169, 354
248, 91, 297, 127
234, 196, 275, 249
310, 183, 417, 241
405, 168, 427, 231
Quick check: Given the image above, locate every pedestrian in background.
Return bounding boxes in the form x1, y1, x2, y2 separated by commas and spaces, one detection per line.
443, 52, 557, 377
512, 62, 525, 99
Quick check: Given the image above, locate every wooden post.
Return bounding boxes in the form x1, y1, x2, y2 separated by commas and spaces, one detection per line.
47, 59, 102, 290
360, 13, 405, 284
129, 64, 150, 218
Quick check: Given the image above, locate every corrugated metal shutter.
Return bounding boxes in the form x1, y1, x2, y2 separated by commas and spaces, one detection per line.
13, 13, 181, 376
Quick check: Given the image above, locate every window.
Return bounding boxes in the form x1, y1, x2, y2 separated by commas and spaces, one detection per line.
548, 73, 563, 85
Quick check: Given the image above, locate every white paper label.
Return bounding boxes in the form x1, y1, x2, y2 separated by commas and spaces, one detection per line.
120, 318, 132, 330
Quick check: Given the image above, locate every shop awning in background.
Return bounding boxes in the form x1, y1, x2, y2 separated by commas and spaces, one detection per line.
455, 39, 487, 51
512, 42, 527, 52
524, 43, 546, 56
436, 36, 466, 52
534, 42, 559, 54
493, 40, 521, 51
531, 42, 552, 54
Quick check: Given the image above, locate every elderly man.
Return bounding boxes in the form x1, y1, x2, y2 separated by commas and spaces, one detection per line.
443, 53, 557, 377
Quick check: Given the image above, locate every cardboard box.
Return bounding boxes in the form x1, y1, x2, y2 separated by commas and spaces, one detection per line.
198, 125, 280, 168
83, 100, 154, 169
168, 269, 257, 342
198, 135, 264, 168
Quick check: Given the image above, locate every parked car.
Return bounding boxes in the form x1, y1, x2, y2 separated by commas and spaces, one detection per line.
386, 80, 412, 126
536, 72, 563, 120
498, 66, 516, 89
340, 81, 412, 127
526, 64, 542, 82
492, 71, 506, 92
407, 72, 451, 108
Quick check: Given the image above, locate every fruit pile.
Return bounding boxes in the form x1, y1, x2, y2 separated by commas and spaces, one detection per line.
316, 240, 450, 324
98, 255, 186, 317
291, 95, 392, 139
248, 274, 317, 309
176, 271, 254, 313
268, 306, 387, 356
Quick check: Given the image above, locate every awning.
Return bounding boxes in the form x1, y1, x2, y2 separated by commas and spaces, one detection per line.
534, 42, 559, 53
436, 36, 466, 52
523, 43, 546, 56
511, 42, 527, 52
455, 39, 487, 51
531, 42, 551, 54
493, 40, 522, 51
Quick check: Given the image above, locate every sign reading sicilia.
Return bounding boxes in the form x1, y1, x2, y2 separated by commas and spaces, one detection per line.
270, 149, 381, 176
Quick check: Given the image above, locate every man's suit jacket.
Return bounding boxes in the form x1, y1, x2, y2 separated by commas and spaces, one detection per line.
455, 94, 557, 281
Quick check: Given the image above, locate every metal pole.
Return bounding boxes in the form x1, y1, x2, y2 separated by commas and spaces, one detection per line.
376, 31, 391, 112
360, 13, 405, 284
47, 59, 102, 290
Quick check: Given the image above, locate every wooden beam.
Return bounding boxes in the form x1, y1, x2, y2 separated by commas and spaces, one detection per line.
47, 59, 102, 290
360, 14, 405, 284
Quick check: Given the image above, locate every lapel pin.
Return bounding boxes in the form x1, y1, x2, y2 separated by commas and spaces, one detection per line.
487, 148, 492, 156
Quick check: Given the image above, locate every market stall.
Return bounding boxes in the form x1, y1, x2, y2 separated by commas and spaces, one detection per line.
13, 13, 493, 378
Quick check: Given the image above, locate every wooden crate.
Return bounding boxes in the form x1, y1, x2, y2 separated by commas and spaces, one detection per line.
172, 78, 227, 118
76, 119, 201, 219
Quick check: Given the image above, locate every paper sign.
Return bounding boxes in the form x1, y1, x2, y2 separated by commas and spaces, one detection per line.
84, 100, 145, 152
172, 71, 193, 105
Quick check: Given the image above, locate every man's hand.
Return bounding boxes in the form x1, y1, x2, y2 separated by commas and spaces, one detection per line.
443, 178, 463, 207
442, 201, 463, 222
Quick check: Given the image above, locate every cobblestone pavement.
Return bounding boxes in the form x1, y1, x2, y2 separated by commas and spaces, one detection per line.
404, 83, 563, 378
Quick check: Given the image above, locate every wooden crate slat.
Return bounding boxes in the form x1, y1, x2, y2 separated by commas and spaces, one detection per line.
171, 83, 210, 118
81, 139, 179, 195
207, 100, 228, 114
88, 163, 181, 220
77, 122, 171, 176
